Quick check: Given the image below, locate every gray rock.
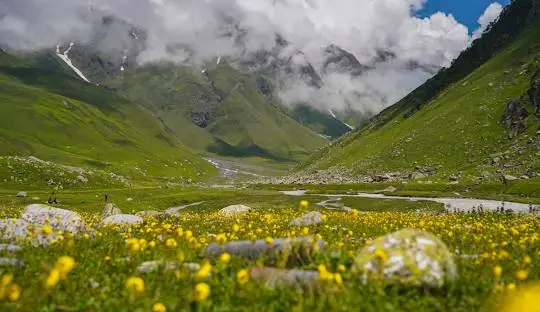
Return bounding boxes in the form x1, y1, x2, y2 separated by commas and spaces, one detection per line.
503, 174, 518, 183
250, 267, 319, 288
448, 175, 459, 182
352, 228, 457, 288
372, 174, 390, 182
137, 261, 201, 274
0, 257, 24, 267
135, 210, 162, 218
21, 204, 86, 234
0, 218, 58, 246
219, 205, 252, 216
101, 203, 122, 217
204, 236, 324, 265
290, 211, 323, 226
101, 214, 143, 226
16, 191, 27, 198
137, 261, 179, 273
382, 186, 397, 193
88, 278, 100, 289
409, 172, 426, 180
0, 244, 22, 252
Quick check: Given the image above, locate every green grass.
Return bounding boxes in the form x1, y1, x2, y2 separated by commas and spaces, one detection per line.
0, 55, 216, 186
0, 186, 537, 311
298, 20, 540, 182
104, 63, 326, 166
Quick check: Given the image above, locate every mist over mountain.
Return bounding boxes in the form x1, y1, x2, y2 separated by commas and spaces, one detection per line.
0, 0, 503, 117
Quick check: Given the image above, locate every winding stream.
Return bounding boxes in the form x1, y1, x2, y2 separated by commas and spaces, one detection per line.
281, 190, 537, 213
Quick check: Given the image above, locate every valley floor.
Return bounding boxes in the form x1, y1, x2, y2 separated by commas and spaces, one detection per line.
0, 183, 538, 311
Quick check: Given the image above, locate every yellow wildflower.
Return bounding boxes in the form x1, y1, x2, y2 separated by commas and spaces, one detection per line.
54, 256, 75, 278
219, 253, 231, 265
192, 283, 210, 302
299, 200, 309, 209
152, 303, 167, 312
265, 237, 273, 245
6, 284, 21, 302
334, 273, 343, 285
1, 274, 13, 287
375, 248, 388, 263
516, 270, 529, 281
196, 261, 212, 280
126, 238, 140, 253
165, 238, 177, 248
125, 277, 145, 294
45, 269, 60, 289
42, 225, 52, 235
237, 269, 249, 285
494, 266, 503, 279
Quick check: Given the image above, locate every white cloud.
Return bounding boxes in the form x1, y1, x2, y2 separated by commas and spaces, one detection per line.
473, 2, 503, 38
0, 0, 497, 115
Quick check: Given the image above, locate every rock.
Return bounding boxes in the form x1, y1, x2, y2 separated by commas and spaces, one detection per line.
88, 278, 100, 289
290, 211, 323, 226
352, 228, 457, 288
0, 219, 58, 247
409, 172, 426, 180
250, 267, 319, 288
21, 204, 85, 234
137, 261, 179, 273
16, 191, 27, 198
31, 197, 40, 201
0, 244, 22, 252
383, 186, 397, 193
101, 203, 122, 217
372, 174, 390, 182
0, 258, 24, 267
135, 210, 162, 218
137, 261, 201, 274
219, 205, 252, 216
502, 175, 518, 184
520, 175, 530, 180
448, 175, 459, 182
502, 98, 529, 138
204, 236, 324, 265
101, 214, 143, 227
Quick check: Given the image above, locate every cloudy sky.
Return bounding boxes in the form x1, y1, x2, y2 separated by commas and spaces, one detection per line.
0, 0, 507, 115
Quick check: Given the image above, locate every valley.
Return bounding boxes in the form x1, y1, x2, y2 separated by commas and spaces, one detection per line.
0, 0, 539, 311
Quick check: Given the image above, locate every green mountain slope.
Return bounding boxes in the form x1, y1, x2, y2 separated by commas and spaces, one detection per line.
0, 53, 215, 186
104, 63, 327, 164
297, 0, 540, 183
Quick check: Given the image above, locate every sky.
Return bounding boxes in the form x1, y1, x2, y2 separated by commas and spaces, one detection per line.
0, 0, 510, 115
418, 0, 510, 31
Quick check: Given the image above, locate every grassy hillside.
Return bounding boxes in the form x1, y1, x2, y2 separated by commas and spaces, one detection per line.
298, 1, 540, 183
105, 63, 327, 164
0, 53, 216, 188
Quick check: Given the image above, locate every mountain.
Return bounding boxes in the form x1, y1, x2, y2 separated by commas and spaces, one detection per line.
104, 62, 327, 163
17, 16, 328, 164
293, 0, 540, 184
0, 52, 216, 186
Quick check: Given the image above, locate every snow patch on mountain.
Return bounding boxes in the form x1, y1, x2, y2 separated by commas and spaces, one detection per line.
328, 109, 354, 130
55, 42, 90, 82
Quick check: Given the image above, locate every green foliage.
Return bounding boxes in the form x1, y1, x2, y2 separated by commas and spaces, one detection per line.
298, 9, 540, 183
0, 54, 216, 186
105, 63, 326, 163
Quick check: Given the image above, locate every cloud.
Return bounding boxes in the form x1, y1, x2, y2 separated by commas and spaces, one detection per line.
473, 2, 503, 38
0, 0, 493, 116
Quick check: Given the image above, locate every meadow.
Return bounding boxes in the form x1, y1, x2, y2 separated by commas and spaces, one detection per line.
0, 187, 538, 311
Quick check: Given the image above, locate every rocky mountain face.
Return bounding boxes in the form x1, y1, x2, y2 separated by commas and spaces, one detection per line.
322, 45, 371, 77
285, 0, 540, 185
